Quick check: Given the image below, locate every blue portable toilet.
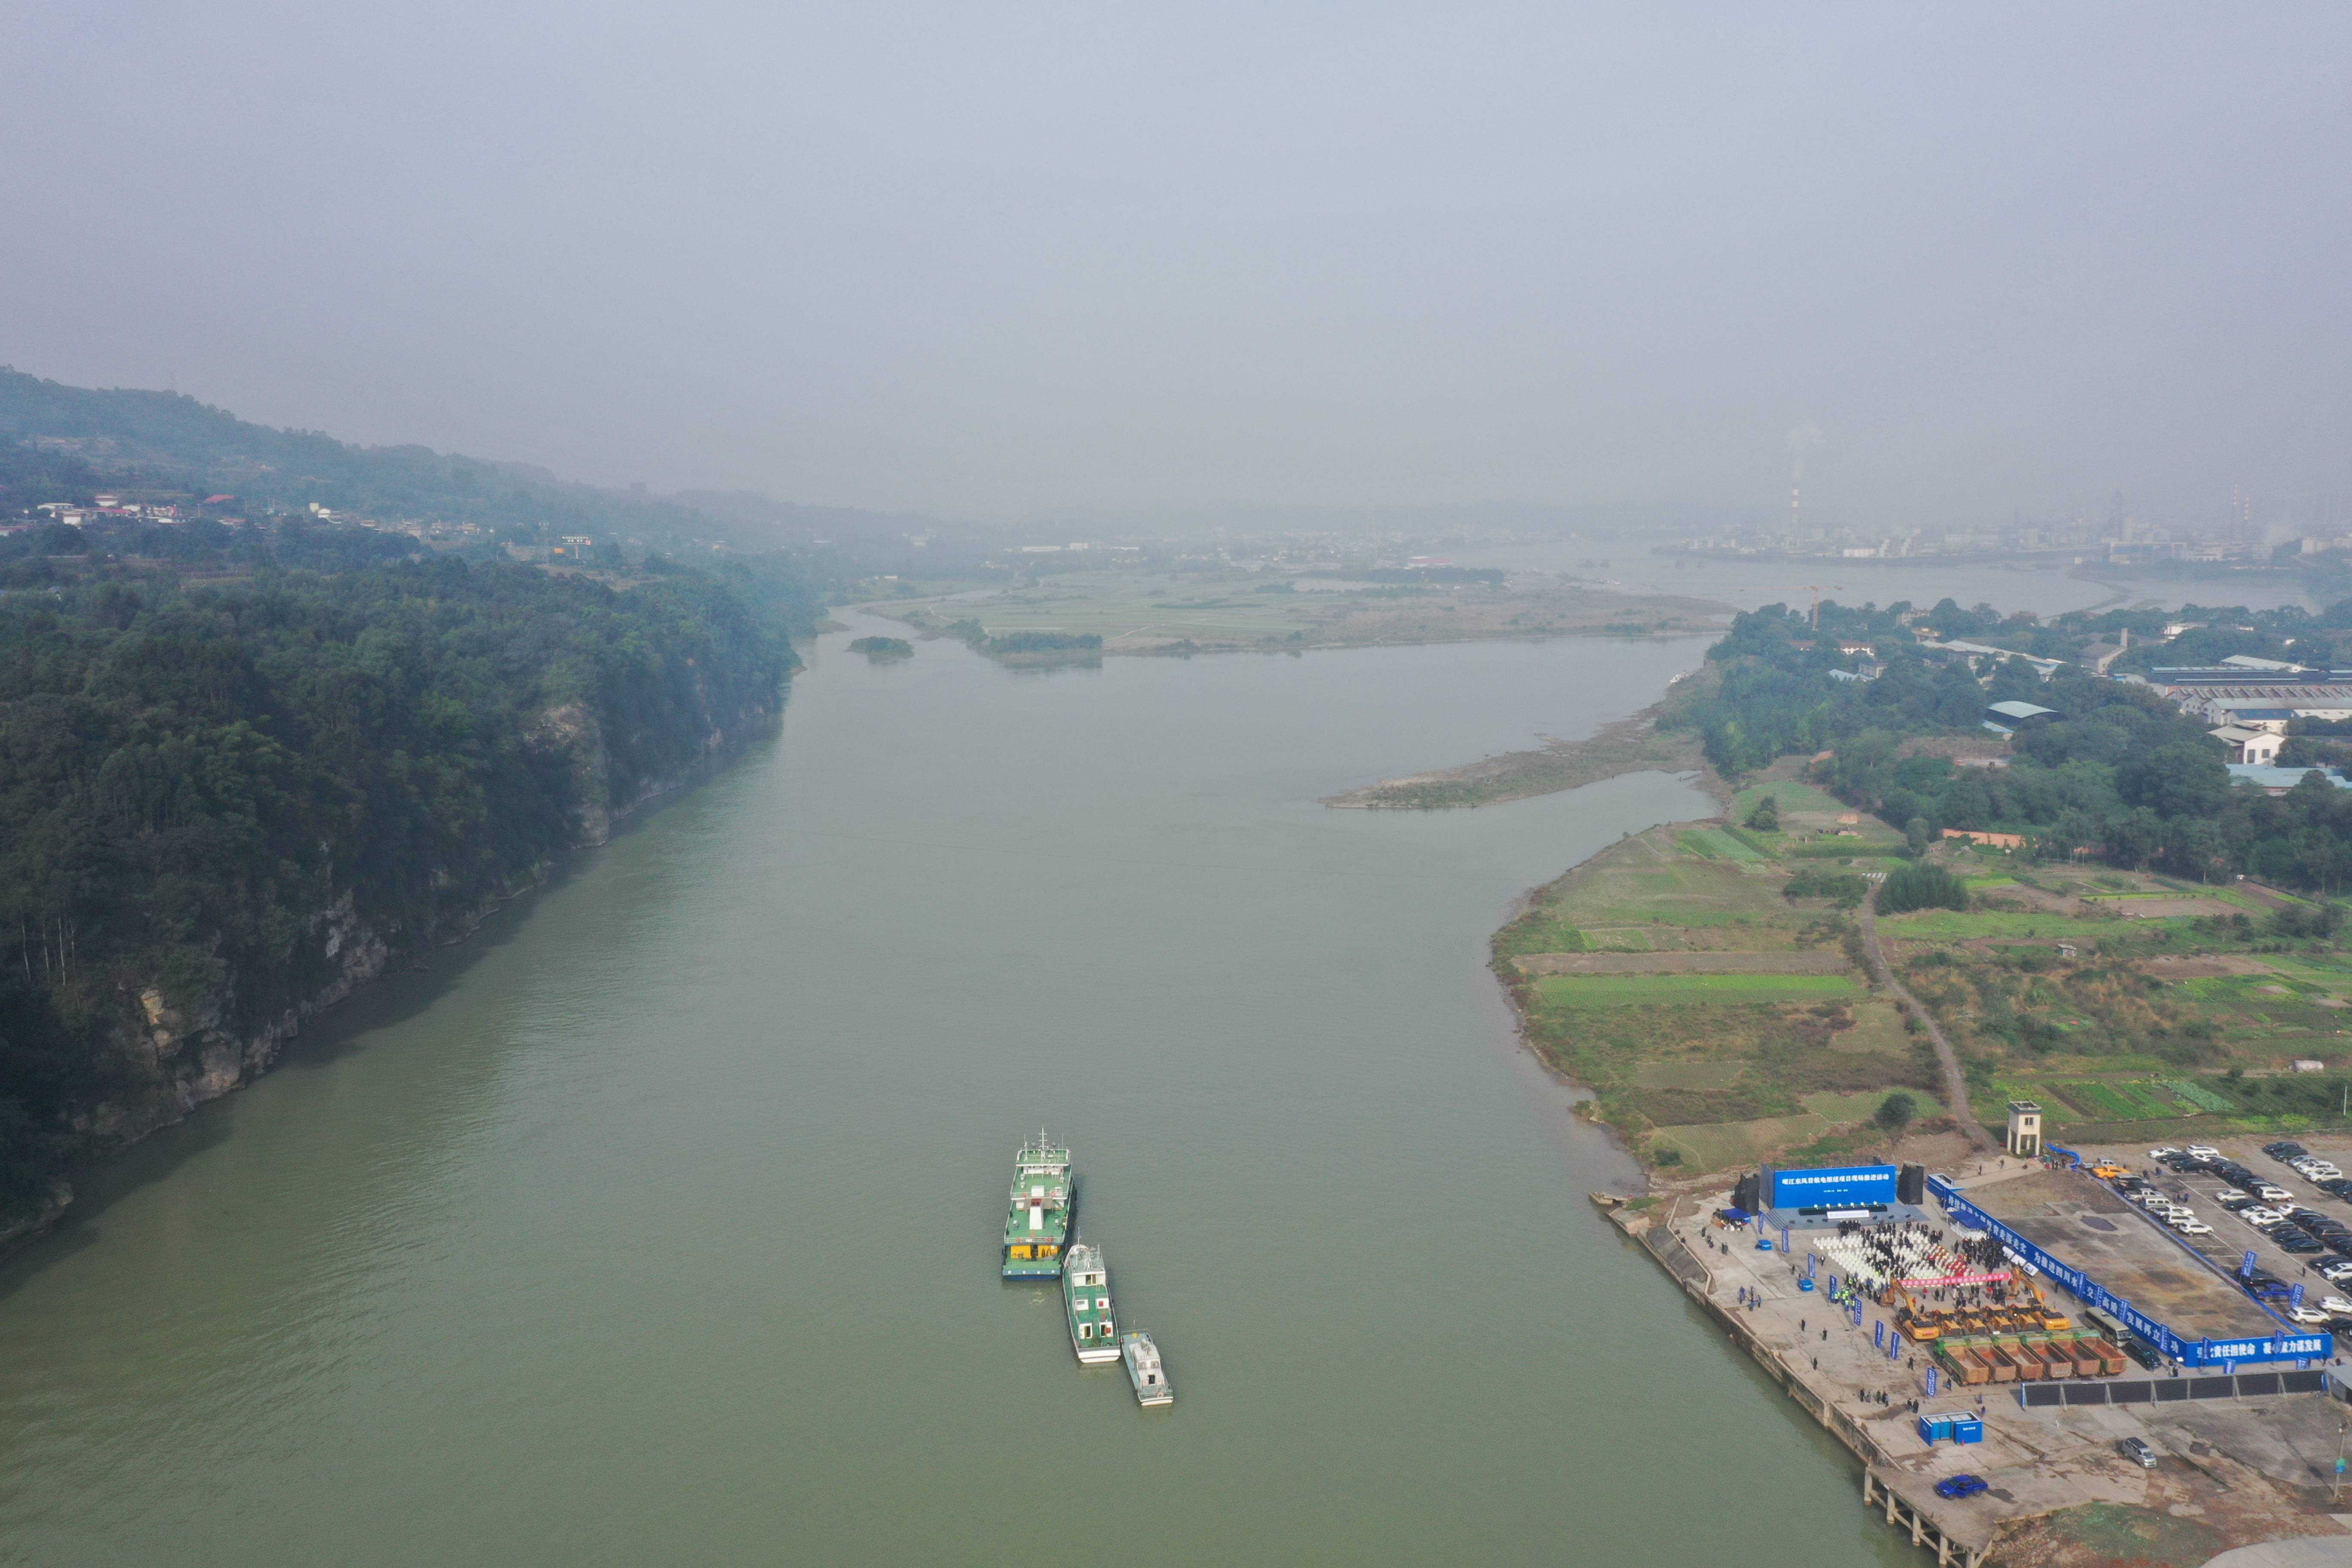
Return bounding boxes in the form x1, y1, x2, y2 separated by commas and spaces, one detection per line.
1952, 1415, 1984, 1445
1918, 1412, 1954, 1445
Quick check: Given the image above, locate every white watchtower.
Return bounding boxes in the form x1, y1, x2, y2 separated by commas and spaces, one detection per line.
2005, 1100, 2042, 1159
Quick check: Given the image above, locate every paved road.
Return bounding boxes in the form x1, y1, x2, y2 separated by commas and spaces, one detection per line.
1859, 886, 1996, 1151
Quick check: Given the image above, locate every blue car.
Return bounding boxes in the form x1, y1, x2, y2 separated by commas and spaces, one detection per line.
1934, 1474, 1989, 1500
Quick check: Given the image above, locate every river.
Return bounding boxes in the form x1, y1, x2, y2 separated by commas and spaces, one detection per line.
0, 623, 1938, 1566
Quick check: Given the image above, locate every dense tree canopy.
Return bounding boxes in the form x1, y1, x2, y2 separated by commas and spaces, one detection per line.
1668, 600, 2352, 892
0, 556, 808, 1213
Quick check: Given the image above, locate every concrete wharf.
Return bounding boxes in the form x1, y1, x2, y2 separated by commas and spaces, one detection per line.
1598, 1163, 2352, 1564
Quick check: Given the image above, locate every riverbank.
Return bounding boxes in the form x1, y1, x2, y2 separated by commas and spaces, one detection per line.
1489, 760, 1942, 1178
1322, 689, 1718, 810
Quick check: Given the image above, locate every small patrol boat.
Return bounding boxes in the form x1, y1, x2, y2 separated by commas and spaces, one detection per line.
1121, 1331, 1173, 1407
1063, 1242, 1121, 1363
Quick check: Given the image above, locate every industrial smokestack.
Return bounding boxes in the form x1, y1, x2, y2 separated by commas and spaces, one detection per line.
1784, 422, 1823, 539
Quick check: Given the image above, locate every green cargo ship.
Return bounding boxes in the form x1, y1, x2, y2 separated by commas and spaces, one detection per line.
1002, 1133, 1072, 1280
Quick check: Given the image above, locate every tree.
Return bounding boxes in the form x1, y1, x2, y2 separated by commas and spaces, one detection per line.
1879, 863, 1970, 914
1745, 794, 1779, 831
2117, 741, 2230, 820
1874, 1092, 1918, 1133
1906, 817, 1932, 857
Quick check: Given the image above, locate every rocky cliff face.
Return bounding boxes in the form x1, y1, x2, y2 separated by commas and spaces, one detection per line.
5, 698, 772, 1256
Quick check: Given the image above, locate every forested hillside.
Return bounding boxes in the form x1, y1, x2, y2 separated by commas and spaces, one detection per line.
0, 368, 920, 561
0, 556, 809, 1228
1666, 598, 2352, 892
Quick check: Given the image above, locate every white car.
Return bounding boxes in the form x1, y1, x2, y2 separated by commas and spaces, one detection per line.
2321, 1297, 2352, 1315
2257, 1185, 2294, 1202
2286, 1305, 2333, 1326
2187, 1145, 2220, 1158
2150, 1147, 2184, 1160
2179, 1222, 2214, 1235
2245, 1210, 2288, 1227
2308, 1166, 2344, 1181
2163, 1207, 2197, 1223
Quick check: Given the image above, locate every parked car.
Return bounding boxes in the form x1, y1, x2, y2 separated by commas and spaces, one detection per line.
1934, 1474, 1990, 1500
2308, 1258, 2352, 1281
2320, 1296, 2352, 1315
2187, 1145, 2220, 1158
2286, 1305, 2333, 1326
2217, 1192, 2256, 1210
2150, 1147, 2184, 1160
2119, 1437, 2158, 1467
2122, 1336, 2161, 1369
2269, 1142, 2310, 1160
2258, 1185, 2295, 1202
2174, 1221, 2213, 1235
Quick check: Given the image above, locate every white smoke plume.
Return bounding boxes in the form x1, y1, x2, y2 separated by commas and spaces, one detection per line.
1785, 422, 1825, 478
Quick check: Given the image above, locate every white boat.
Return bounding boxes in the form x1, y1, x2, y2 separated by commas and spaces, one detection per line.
1063, 1243, 1122, 1364
1121, 1331, 1173, 1407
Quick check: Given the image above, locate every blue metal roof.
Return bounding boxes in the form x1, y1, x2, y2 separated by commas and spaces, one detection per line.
2227, 764, 2352, 791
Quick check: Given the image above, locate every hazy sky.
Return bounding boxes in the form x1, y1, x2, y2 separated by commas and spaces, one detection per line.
5, 4, 2348, 529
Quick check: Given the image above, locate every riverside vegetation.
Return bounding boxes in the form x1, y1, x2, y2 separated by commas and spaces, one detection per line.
0, 555, 812, 1240
1493, 597, 2352, 1176
872, 567, 1722, 665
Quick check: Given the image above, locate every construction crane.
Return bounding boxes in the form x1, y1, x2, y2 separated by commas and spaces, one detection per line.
1748, 584, 1847, 630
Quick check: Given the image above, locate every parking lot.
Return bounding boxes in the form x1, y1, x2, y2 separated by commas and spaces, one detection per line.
1968, 1168, 2283, 1341
2048, 1134, 2352, 1341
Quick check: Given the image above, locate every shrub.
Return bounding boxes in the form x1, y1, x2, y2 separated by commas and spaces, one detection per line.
1783, 868, 1868, 906
1745, 795, 1780, 831
1874, 1092, 1918, 1132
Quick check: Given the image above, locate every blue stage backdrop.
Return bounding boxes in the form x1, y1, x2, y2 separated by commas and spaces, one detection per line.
1767, 1163, 1899, 1210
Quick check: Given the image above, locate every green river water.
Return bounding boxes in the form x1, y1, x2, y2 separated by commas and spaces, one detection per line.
0, 622, 1918, 1566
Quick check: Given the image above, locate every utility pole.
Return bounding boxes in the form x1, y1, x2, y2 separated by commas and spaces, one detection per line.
2335, 1420, 2347, 1505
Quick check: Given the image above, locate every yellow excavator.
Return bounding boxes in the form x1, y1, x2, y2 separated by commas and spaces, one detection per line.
1896, 1292, 1945, 1341
2023, 1280, 2071, 1333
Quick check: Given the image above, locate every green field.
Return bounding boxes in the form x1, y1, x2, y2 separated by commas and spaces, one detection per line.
1647, 1114, 1835, 1171
1878, 909, 2155, 940
1730, 779, 1850, 819
1533, 973, 1859, 1008
883, 576, 1308, 643
1997, 1078, 2207, 1123
1801, 1088, 1946, 1122
1676, 828, 1761, 862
